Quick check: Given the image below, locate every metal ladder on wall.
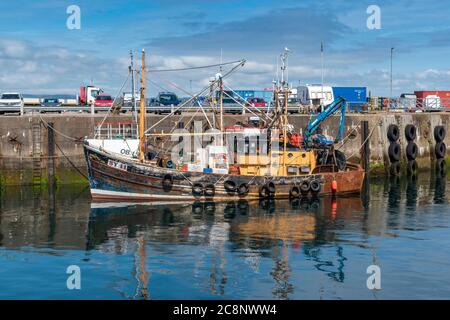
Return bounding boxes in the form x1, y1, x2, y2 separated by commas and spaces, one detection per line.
31, 119, 42, 186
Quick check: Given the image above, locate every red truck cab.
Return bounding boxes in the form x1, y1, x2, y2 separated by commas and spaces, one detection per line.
94, 94, 113, 107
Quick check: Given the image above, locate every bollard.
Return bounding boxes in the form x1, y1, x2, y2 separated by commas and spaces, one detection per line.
361, 120, 370, 172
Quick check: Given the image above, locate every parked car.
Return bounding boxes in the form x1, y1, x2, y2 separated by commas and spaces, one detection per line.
94, 94, 113, 108
0, 92, 24, 113
42, 98, 60, 108
150, 92, 181, 114
246, 97, 267, 112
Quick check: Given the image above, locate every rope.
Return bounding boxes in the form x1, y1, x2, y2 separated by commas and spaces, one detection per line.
38, 113, 79, 142
39, 120, 89, 180
345, 122, 378, 161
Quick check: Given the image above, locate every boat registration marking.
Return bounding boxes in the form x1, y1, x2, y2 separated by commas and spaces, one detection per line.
107, 159, 128, 171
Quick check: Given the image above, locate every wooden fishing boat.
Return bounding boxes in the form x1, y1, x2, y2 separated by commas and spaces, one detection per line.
84, 49, 365, 202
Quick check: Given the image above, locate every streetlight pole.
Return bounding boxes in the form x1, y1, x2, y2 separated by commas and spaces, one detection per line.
390, 47, 394, 98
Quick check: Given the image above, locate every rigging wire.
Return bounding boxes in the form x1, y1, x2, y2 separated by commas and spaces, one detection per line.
145, 59, 243, 73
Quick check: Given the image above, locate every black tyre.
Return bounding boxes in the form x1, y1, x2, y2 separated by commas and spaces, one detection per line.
434, 126, 446, 142
192, 202, 203, 215
404, 124, 417, 141
435, 141, 447, 159
204, 184, 215, 198
407, 160, 418, 176
224, 180, 236, 193
300, 180, 310, 194
289, 185, 300, 198
436, 158, 447, 175
310, 180, 321, 194
266, 182, 276, 194
192, 183, 204, 197
162, 174, 174, 192
388, 142, 401, 162
406, 142, 418, 160
390, 161, 401, 176
387, 124, 400, 142
259, 185, 271, 198
238, 183, 249, 196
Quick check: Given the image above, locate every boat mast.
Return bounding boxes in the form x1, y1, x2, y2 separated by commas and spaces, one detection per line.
219, 75, 223, 131
130, 50, 138, 138
139, 49, 146, 162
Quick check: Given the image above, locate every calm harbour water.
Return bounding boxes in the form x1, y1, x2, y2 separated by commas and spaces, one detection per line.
1, 174, 450, 300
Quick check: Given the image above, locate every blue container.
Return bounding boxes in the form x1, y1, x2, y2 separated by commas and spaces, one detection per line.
203, 168, 213, 173
332, 87, 367, 111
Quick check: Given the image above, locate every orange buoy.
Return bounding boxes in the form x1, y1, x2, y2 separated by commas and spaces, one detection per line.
331, 180, 338, 193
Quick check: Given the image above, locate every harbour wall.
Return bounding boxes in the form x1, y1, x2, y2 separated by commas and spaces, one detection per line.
0, 112, 449, 186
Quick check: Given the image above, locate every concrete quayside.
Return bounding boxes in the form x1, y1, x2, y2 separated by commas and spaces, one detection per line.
0, 112, 448, 186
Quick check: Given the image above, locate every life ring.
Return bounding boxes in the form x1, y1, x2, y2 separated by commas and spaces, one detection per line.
383, 98, 389, 108
310, 179, 321, 194
435, 141, 447, 159
406, 142, 418, 160
404, 124, 417, 141
204, 184, 215, 198
387, 124, 400, 142
192, 183, 204, 197
162, 174, 174, 192
434, 126, 446, 142
388, 142, 401, 162
238, 183, 249, 196
289, 185, 301, 198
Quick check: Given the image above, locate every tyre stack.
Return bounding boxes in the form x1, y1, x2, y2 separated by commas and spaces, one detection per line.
387, 124, 401, 176
404, 124, 418, 177
434, 125, 447, 175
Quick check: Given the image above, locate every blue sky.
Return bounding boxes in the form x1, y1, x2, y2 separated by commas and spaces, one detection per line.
0, 0, 449, 96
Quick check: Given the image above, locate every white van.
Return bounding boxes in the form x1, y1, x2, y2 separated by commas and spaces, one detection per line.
297, 85, 334, 108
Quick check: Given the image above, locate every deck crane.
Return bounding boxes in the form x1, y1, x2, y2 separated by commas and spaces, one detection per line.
303, 96, 347, 148
302, 96, 348, 170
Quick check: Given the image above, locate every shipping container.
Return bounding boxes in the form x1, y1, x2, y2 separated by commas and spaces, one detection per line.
414, 90, 450, 109
332, 87, 367, 111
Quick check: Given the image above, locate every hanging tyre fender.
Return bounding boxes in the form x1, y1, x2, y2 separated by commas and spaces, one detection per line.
192, 183, 204, 197
406, 142, 418, 160
310, 179, 321, 194
259, 185, 271, 198
162, 174, 174, 192
387, 124, 400, 142
404, 124, 417, 141
237, 183, 249, 196
204, 184, 215, 198
224, 180, 237, 193
435, 141, 447, 159
436, 158, 447, 175
300, 180, 310, 194
388, 142, 401, 162
407, 160, 418, 176
434, 126, 446, 142
289, 185, 301, 198
390, 161, 401, 176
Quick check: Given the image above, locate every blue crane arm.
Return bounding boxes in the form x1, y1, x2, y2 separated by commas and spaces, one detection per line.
303, 96, 347, 144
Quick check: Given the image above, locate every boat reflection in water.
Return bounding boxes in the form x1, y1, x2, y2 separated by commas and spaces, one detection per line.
0, 174, 448, 299
88, 195, 365, 299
